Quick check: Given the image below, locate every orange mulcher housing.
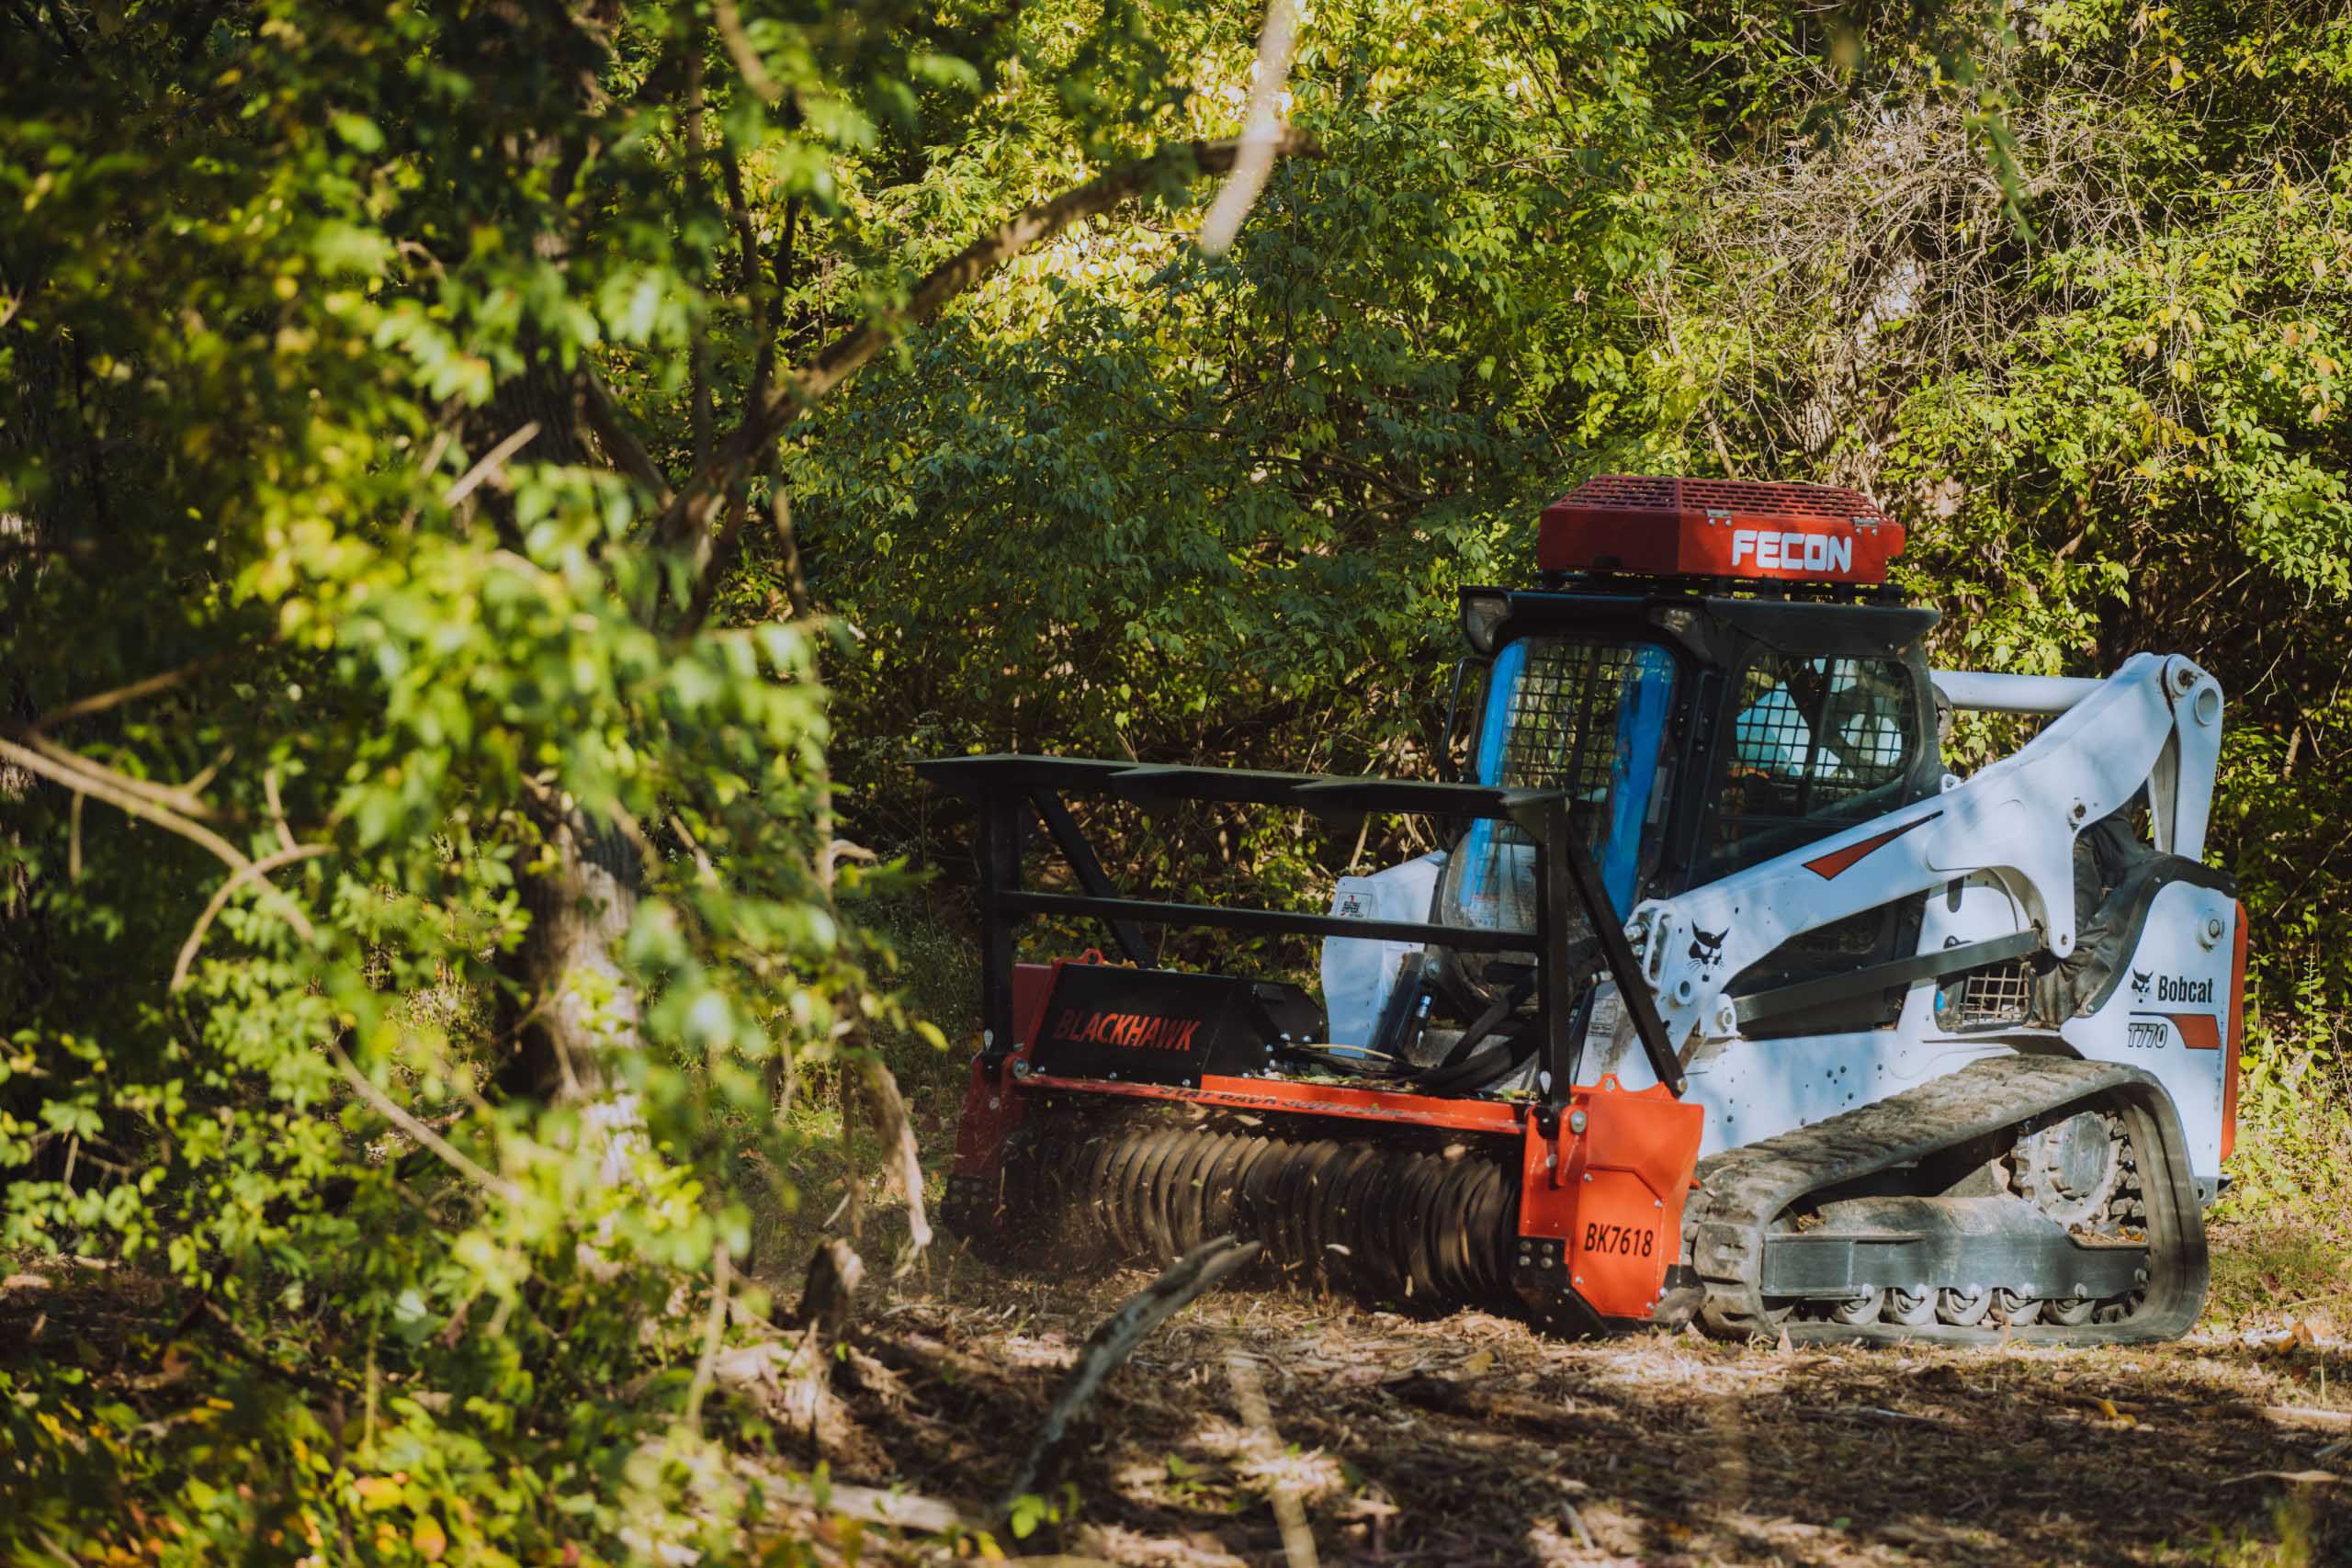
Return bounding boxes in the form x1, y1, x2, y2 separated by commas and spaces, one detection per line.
928, 805, 1707, 1325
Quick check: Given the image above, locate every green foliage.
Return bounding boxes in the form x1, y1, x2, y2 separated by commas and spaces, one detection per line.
5, 0, 2352, 1557
0, 0, 1184, 1559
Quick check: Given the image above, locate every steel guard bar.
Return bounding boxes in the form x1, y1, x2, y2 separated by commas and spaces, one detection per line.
915, 752, 1688, 1114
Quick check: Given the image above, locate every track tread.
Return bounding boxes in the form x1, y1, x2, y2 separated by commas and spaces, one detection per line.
1686, 1055, 2208, 1346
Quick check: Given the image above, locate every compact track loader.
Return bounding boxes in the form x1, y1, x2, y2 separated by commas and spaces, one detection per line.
921, 476, 2243, 1344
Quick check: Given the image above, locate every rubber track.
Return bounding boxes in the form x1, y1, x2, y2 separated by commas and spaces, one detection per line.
1684, 1055, 2209, 1346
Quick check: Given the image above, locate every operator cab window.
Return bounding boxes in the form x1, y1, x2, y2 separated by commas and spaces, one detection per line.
1708, 652, 1923, 877
1439, 637, 1681, 936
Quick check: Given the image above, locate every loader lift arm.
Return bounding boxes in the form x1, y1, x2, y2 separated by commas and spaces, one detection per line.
1628, 651, 2226, 1051
913, 754, 1689, 1109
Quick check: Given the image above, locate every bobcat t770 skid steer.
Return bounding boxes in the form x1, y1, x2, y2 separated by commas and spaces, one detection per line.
919, 476, 2243, 1344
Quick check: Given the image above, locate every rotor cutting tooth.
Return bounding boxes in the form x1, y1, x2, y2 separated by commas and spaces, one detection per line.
1276, 1139, 1320, 1280
1033, 1122, 1090, 1257
1431, 1157, 1492, 1302
1991, 1289, 2041, 1326
1319, 1143, 1386, 1294
1167, 1131, 1221, 1254
1204, 1134, 1266, 1239
1345, 1147, 1414, 1303
1317, 1146, 1374, 1297
1131, 1127, 1192, 1263
1077, 1123, 1131, 1255
1460, 1161, 1514, 1304
1096, 1123, 1156, 1258
1936, 1286, 1992, 1326
1162, 1128, 1225, 1257
1136, 1126, 1193, 1262
1236, 1126, 1293, 1262
1395, 1151, 1450, 1306
1419, 1157, 1466, 1300
1292, 1141, 1351, 1292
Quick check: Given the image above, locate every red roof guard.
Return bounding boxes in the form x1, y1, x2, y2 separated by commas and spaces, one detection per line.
1539, 476, 1905, 586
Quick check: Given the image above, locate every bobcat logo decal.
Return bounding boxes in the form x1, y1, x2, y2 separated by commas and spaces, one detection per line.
2130, 968, 2154, 1003
1690, 927, 1727, 966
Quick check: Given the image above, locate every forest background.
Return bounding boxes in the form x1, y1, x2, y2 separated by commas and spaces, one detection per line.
4, 0, 2351, 1561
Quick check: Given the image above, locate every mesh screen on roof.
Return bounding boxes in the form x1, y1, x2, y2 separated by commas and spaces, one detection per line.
1556, 475, 1889, 525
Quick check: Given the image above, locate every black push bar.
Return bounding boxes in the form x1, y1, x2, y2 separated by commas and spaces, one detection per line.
913, 753, 1688, 1107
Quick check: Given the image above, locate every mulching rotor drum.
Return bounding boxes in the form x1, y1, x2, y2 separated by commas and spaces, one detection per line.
993, 1108, 1521, 1310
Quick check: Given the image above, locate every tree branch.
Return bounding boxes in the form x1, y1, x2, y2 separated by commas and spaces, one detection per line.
1198, 0, 1301, 255
683, 12, 715, 467
712, 0, 780, 104
651, 132, 1324, 587
173, 841, 332, 989
0, 735, 315, 944
326, 1035, 526, 1205
28, 649, 244, 731
764, 446, 810, 619
582, 367, 673, 503
721, 147, 773, 410
444, 422, 540, 506
6, 729, 216, 822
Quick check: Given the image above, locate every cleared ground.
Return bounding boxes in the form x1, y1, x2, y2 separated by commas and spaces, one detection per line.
820, 1250, 2350, 1567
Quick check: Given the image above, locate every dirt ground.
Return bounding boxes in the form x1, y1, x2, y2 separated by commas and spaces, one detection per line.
813, 1252, 2352, 1568
6, 1234, 2347, 1564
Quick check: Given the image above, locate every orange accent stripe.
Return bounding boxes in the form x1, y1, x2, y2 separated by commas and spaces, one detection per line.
1804, 812, 1941, 880
2166, 1012, 2222, 1051
2223, 902, 2248, 1162
1014, 1069, 1524, 1134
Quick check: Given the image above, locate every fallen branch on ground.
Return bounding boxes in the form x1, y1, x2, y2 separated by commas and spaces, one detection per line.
733, 1458, 970, 1535
1230, 1349, 1318, 1568
993, 1235, 1261, 1515
797, 1237, 865, 1345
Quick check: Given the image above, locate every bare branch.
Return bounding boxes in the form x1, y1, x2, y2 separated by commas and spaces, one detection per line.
712, 0, 780, 105
582, 367, 673, 504
677, 482, 748, 634
721, 147, 772, 408
263, 766, 297, 854
326, 1035, 526, 1205
992, 1236, 1261, 1514
860, 1056, 931, 1271
1198, 0, 1301, 255
666, 811, 717, 884
173, 842, 332, 990
444, 422, 540, 507
684, 1240, 732, 1432
13, 729, 213, 819
30, 649, 243, 731
765, 449, 811, 619
683, 11, 715, 466
0, 735, 316, 944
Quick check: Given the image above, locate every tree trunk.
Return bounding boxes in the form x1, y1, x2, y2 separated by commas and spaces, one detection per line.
505, 791, 642, 1124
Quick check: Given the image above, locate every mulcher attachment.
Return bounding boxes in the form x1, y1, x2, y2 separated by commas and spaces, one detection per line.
989, 1111, 1523, 1312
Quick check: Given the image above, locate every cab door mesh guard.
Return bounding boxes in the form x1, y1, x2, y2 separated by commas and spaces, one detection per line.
913, 754, 1690, 1113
